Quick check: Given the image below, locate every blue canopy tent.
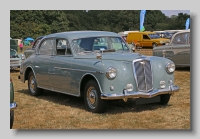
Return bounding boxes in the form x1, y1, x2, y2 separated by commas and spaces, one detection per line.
25, 37, 34, 41
24, 37, 34, 46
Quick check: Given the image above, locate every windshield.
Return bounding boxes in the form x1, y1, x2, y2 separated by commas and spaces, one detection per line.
149, 34, 161, 39
10, 49, 17, 56
72, 36, 130, 55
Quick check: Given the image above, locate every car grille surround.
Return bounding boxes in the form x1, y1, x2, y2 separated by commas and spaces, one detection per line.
133, 59, 153, 92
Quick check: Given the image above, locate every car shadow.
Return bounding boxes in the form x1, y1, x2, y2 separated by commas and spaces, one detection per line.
17, 89, 171, 114
175, 66, 190, 71
10, 69, 20, 73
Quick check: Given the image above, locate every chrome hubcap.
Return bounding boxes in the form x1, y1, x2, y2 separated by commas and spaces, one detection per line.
87, 87, 97, 109
29, 76, 35, 93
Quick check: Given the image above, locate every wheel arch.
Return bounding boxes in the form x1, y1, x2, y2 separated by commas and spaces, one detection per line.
24, 66, 36, 81
79, 73, 102, 98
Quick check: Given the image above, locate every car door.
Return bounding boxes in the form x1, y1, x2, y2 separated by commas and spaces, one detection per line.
141, 34, 151, 47
49, 38, 73, 94
33, 38, 54, 89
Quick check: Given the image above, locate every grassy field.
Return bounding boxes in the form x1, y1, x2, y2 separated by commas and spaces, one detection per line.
10, 49, 190, 129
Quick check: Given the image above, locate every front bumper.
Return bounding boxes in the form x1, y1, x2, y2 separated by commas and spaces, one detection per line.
10, 102, 17, 111
101, 85, 179, 102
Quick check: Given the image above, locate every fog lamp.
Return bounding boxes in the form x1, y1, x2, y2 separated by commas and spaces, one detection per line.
126, 84, 133, 92
160, 81, 166, 89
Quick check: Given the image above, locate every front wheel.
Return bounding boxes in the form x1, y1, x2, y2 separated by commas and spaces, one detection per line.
28, 71, 43, 96
159, 94, 171, 105
84, 80, 106, 113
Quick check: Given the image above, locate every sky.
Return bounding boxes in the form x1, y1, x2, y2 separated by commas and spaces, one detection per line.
161, 10, 190, 17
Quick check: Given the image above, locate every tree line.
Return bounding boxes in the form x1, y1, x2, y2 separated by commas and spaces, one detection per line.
10, 10, 190, 40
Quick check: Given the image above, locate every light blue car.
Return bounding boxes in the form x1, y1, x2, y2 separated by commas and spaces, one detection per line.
18, 31, 179, 113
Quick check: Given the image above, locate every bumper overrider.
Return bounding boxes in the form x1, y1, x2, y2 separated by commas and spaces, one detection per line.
10, 102, 17, 111
101, 85, 179, 102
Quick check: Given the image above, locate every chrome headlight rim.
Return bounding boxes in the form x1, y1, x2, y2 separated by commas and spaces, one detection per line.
165, 62, 175, 74
106, 66, 117, 79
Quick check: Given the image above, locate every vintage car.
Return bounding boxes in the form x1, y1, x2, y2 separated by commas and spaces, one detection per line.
10, 49, 25, 70
18, 31, 179, 113
24, 36, 44, 59
10, 78, 17, 129
153, 30, 190, 67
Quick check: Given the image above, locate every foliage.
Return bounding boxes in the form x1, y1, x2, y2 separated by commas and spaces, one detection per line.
10, 10, 190, 39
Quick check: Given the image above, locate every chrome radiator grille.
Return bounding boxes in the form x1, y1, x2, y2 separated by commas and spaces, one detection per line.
133, 59, 153, 92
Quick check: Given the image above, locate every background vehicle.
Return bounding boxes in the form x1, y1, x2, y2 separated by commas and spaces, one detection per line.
10, 39, 18, 51
10, 49, 25, 70
153, 30, 190, 67
126, 32, 170, 48
10, 78, 17, 129
19, 31, 179, 113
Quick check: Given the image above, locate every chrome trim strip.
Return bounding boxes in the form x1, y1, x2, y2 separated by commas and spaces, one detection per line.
101, 85, 179, 101
10, 102, 17, 111
54, 67, 104, 74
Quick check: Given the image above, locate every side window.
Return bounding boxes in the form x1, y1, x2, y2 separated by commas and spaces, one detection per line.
56, 39, 72, 55
39, 39, 53, 55
143, 35, 149, 39
172, 33, 187, 45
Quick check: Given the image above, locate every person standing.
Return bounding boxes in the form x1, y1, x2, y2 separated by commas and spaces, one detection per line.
19, 41, 23, 52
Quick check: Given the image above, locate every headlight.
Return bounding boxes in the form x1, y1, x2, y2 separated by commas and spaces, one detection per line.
21, 54, 26, 60
166, 62, 175, 73
106, 66, 117, 79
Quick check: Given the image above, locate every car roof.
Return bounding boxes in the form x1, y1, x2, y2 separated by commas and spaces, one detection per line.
44, 31, 120, 40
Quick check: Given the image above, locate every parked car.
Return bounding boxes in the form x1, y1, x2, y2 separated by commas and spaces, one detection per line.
24, 36, 44, 59
10, 78, 17, 129
10, 49, 25, 70
154, 31, 177, 40
126, 32, 170, 48
18, 31, 179, 113
153, 30, 190, 67
10, 39, 18, 51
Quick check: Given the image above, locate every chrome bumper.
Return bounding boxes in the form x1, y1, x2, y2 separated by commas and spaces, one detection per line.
101, 85, 179, 102
10, 102, 17, 111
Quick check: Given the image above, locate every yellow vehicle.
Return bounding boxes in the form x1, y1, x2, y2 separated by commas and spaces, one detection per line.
126, 32, 170, 48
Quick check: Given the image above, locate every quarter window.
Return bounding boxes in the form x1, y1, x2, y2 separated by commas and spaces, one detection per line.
39, 39, 54, 55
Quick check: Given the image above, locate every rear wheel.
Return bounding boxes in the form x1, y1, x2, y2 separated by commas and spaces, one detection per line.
28, 71, 43, 96
152, 43, 158, 48
84, 80, 106, 113
160, 94, 171, 105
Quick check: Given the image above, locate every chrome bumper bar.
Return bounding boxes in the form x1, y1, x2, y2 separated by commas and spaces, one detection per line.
101, 85, 179, 102
10, 102, 17, 111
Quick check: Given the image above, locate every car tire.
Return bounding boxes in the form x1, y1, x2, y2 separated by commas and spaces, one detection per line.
28, 71, 43, 96
152, 43, 158, 48
84, 80, 106, 113
10, 110, 14, 129
159, 94, 171, 105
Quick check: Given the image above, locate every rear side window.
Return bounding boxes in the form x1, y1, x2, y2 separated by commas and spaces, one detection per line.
56, 39, 72, 55
172, 33, 189, 45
